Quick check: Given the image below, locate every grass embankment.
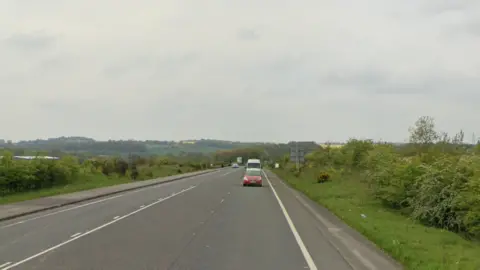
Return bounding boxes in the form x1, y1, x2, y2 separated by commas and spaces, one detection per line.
0, 152, 211, 205
272, 116, 480, 270
275, 169, 480, 270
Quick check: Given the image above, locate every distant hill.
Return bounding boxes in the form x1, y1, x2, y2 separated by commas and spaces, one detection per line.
0, 137, 280, 156
1, 137, 412, 158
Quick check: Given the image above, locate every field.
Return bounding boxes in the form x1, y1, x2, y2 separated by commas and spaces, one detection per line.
318, 143, 344, 148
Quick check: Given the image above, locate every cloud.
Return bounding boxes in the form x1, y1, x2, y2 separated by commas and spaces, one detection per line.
2, 31, 57, 51
237, 29, 260, 41
0, 0, 479, 142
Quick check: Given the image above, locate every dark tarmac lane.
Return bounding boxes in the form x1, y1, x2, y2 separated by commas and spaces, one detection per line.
0, 169, 399, 270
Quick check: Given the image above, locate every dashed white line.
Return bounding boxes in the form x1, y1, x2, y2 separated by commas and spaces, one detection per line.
220, 199, 224, 203
0, 262, 12, 268
0, 186, 196, 270
0, 172, 214, 229
70, 233, 81, 238
0, 194, 124, 229
262, 171, 318, 270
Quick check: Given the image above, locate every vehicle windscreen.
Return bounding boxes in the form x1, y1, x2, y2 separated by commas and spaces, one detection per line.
246, 170, 262, 176
247, 163, 261, 169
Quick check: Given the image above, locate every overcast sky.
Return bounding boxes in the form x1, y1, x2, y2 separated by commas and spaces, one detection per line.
1, 0, 479, 143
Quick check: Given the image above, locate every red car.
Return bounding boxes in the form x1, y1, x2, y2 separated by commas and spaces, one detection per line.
242, 169, 263, 187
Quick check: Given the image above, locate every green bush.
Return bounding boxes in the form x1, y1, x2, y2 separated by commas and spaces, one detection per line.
316, 172, 330, 183
280, 116, 480, 240
0, 151, 208, 198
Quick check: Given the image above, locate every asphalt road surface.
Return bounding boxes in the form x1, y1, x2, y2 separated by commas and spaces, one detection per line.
0, 169, 398, 270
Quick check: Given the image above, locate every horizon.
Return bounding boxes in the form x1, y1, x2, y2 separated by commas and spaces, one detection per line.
0, 136, 421, 145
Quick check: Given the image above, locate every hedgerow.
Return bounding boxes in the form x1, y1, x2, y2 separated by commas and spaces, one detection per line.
283, 116, 480, 239
0, 152, 208, 197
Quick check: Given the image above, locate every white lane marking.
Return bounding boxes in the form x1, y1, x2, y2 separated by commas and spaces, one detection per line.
0, 194, 124, 229
1, 186, 196, 270
147, 171, 219, 190
140, 205, 145, 208
220, 199, 224, 203
0, 172, 216, 229
0, 262, 12, 268
70, 233, 81, 238
125, 173, 214, 193
113, 216, 120, 220
220, 170, 237, 177
262, 171, 318, 270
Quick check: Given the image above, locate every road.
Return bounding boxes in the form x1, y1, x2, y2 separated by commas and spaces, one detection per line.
0, 169, 399, 270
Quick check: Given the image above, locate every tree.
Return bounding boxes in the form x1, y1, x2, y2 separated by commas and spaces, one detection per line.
452, 130, 465, 144
408, 116, 439, 145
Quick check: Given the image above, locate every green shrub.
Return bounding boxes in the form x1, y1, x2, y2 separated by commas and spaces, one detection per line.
0, 150, 208, 198
316, 171, 330, 183
283, 116, 480, 240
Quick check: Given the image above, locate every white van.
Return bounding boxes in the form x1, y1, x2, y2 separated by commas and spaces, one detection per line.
246, 159, 261, 170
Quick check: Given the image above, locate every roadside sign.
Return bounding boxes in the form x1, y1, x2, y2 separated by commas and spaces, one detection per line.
290, 148, 305, 163
290, 142, 306, 169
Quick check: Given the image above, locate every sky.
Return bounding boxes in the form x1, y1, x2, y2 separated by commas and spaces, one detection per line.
1, 0, 479, 143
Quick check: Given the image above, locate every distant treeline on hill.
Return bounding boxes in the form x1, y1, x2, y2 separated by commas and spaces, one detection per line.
0, 136, 417, 158
0, 137, 320, 157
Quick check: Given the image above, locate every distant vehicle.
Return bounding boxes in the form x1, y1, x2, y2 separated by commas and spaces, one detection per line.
242, 169, 263, 187
232, 163, 239, 168
245, 159, 261, 170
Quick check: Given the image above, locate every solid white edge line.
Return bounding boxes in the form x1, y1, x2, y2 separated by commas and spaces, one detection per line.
113, 216, 120, 220
262, 170, 318, 270
0, 194, 124, 229
70, 233, 81, 238
0, 262, 12, 268
1, 186, 196, 270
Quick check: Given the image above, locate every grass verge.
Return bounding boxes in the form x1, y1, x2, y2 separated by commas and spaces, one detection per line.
0, 165, 200, 205
273, 169, 480, 270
